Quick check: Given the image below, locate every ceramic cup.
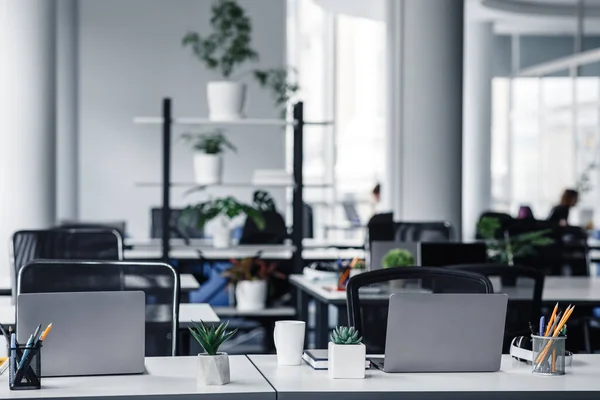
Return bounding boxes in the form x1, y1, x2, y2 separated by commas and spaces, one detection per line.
273, 321, 306, 366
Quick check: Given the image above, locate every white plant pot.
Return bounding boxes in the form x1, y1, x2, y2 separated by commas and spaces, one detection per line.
193, 153, 222, 185
212, 223, 232, 248
197, 353, 230, 386
235, 280, 267, 311
328, 342, 366, 379
207, 81, 246, 120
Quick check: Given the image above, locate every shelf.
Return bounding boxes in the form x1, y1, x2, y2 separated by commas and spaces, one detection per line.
135, 182, 333, 189
133, 117, 334, 127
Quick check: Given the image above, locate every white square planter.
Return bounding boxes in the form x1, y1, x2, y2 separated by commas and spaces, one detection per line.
197, 353, 230, 386
328, 342, 366, 379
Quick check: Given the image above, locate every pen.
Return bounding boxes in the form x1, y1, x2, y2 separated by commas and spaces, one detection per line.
18, 335, 34, 370
539, 316, 545, 336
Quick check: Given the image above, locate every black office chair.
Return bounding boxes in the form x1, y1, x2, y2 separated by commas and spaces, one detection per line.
10, 228, 123, 301
59, 220, 127, 239
346, 267, 493, 353
18, 260, 179, 357
447, 264, 544, 353
239, 211, 287, 244
394, 221, 454, 242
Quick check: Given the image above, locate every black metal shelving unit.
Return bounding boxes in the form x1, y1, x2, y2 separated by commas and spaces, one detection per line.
138, 99, 312, 274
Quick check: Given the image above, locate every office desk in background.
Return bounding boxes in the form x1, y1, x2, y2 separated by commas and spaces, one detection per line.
290, 274, 600, 348
0, 273, 200, 297
249, 354, 600, 399
0, 356, 274, 400
0, 301, 219, 328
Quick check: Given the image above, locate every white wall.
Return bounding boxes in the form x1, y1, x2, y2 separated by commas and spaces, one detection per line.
78, 0, 287, 238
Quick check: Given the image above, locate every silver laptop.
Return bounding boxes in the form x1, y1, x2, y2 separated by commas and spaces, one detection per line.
372, 293, 507, 372
369, 241, 420, 270
17, 291, 146, 377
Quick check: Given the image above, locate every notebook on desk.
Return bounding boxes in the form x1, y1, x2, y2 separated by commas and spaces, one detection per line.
17, 291, 146, 377
303, 350, 370, 370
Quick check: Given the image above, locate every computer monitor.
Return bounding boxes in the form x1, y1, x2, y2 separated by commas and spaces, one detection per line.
419, 242, 487, 267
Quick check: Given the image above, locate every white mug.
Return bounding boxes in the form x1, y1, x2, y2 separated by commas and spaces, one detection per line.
273, 321, 305, 366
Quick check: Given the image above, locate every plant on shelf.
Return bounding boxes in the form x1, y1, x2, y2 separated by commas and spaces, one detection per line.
181, 196, 264, 248
181, 129, 236, 185
575, 161, 598, 195
189, 320, 237, 386
182, 0, 300, 120
477, 216, 554, 265
253, 68, 300, 117
328, 326, 365, 379
382, 249, 414, 268
252, 190, 277, 212
223, 257, 284, 311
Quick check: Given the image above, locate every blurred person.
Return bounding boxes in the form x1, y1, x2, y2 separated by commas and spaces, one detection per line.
547, 189, 579, 226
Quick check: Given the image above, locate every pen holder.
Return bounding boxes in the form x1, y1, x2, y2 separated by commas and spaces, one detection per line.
9, 344, 41, 390
531, 335, 566, 376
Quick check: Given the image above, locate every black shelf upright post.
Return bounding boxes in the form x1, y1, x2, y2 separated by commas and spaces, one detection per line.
161, 98, 172, 263
292, 102, 304, 273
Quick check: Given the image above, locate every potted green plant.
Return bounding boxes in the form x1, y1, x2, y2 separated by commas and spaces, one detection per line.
382, 249, 414, 268
189, 320, 237, 386
223, 257, 284, 311
328, 326, 365, 379
182, 196, 264, 248
182, 0, 258, 120
181, 129, 236, 184
253, 68, 300, 117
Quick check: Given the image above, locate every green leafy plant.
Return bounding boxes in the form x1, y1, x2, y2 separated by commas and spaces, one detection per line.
330, 326, 362, 345
253, 68, 299, 115
181, 129, 236, 154
477, 216, 554, 264
223, 257, 284, 284
189, 320, 237, 355
182, 0, 258, 78
253, 190, 277, 212
382, 249, 414, 268
576, 161, 598, 194
181, 196, 265, 230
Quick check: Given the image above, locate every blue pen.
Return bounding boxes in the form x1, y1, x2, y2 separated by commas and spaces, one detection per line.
18, 334, 34, 369
539, 316, 545, 336
10, 333, 16, 374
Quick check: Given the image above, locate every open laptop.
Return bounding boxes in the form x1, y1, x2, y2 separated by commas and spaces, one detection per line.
369, 241, 420, 270
17, 291, 146, 377
371, 293, 507, 372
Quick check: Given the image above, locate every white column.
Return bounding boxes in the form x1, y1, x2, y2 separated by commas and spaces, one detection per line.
462, 22, 494, 240
386, 0, 464, 236
0, 0, 57, 277
56, 0, 79, 220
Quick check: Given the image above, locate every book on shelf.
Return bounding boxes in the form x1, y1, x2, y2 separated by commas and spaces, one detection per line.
302, 349, 371, 370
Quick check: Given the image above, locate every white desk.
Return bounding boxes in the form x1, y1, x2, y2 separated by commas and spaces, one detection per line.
0, 302, 220, 328
0, 356, 274, 399
214, 306, 296, 318
290, 274, 600, 305
249, 354, 600, 399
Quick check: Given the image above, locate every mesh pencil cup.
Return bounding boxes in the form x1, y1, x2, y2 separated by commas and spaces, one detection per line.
531, 335, 566, 376
9, 344, 41, 390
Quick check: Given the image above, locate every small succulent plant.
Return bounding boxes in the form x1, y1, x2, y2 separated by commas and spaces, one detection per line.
189, 320, 237, 355
330, 326, 363, 345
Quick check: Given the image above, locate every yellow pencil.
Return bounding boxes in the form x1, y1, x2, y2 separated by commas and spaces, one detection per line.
544, 302, 559, 336
39, 323, 52, 342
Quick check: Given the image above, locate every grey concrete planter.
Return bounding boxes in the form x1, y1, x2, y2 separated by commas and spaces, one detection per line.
197, 353, 230, 386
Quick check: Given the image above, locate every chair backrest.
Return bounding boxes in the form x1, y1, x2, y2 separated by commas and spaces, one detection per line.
346, 267, 493, 353
302, 203, 314, 239
447, 264, 544, 353
59, 220, 127, 239
394, 221, 454, 242
10, 229, 124, 302
239, 211, 287, 245
17, 260, 179, 357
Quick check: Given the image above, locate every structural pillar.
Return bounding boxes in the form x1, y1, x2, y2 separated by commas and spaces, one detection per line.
0, 0, 57, 277
462, 21, 494, 240
56, 0, 79, 221
386, 0, 464, 237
